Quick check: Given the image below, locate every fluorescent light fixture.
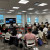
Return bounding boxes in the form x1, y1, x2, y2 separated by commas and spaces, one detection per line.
7, 12, 12, 13
13, 7, 19, 9
43, 12, 46, 13
35, 11, 40, 14
9, 10, 14, 12
22, 11, 27, 12
43, 9, 48, 11
18, 12, 22, 14
20, 0, 28, 1
28, 8, 34, 10
35, 11, 39, 13
18, 0, 29, 4
42, 12, 47, 14
38, 3, 48, 6
28, 13, 33, 14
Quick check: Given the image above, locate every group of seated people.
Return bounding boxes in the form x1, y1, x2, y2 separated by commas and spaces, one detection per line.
32, 22, 50, 39
0, 22, 50, 48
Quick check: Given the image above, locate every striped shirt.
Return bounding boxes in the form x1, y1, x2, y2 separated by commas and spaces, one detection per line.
24, 33, 37, 42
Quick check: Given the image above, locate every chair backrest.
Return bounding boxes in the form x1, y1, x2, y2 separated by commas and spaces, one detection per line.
2, 32, 5, 37
36, 34, 39, 40
5, 32, 11, 39
26, 39, 35, 47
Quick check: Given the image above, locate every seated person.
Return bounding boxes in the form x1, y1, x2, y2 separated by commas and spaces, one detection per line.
16, 31, 22, 40
24, 28, 38, 47
32, 27, 38, 35
0, 31, 2, 35
16, 31, 22, 47
38, 27, 43, 39
43, 25, 48, 36
5, 32, 11, 40
47, 25, 50, 39
0, 31, 2, 39
4, 31, 11, 43
32, 28, 39, 40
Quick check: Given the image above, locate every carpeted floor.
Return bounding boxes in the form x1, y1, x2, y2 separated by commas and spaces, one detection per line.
0, 40, 50, 50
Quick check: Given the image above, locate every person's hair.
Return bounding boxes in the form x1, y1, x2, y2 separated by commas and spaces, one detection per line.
41, 22, 43, 24
28, 28, 32, 32
19, 31, 22, 34
21, 32, 22, 34
34, 23, 36, 26
44, 25, 46, 28
39, 27, 43, 31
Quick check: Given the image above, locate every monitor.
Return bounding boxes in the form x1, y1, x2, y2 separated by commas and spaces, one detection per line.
5, 18, 16, 24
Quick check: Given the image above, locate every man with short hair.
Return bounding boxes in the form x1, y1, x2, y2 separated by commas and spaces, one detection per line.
24, 28, 38, 46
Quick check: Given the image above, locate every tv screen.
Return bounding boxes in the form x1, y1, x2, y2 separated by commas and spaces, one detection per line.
5, 18, 16, 24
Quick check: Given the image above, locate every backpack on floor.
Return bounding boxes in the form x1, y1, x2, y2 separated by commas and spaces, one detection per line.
38, 39, 43, 46
19, 40, 23, 48
19, 43, 23, 48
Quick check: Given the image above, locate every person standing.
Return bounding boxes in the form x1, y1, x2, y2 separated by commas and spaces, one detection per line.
25, 22, 28, 34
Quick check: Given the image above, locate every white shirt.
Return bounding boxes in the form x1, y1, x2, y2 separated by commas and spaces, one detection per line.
38, 30, 43, 39
43, 27, 48, 35
32, 26, 36, 30
5, 32, 11, 40
17, 34, 22, 39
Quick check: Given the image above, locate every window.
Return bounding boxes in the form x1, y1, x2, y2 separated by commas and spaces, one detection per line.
27, 16, 31, 24
35, 17, 39, 23
16, 15, 22, 23
0, 15, 4, 24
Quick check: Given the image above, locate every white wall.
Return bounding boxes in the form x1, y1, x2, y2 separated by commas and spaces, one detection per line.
43, 14, 50, 23
3, 14, 50, 27
30, 14, 50, 24
3, 14, 26, 27
27, 14, 45, 24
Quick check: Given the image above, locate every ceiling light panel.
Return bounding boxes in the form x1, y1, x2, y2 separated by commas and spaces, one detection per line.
9, 10, 14, 12
20, 0, 28, 1
28, 8, 34, 10
22, 11, 27, 12
13, 7, 19, 9
43, 12, 46, 13
28, 13, 33, 14
38, 3, 48, 6
43, 9, 48, 11
42, 12, 47, 14
18, 0, 29, 4
35, 11, 39, 13
18, 12, 22, 14
7, 12, 12, 13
